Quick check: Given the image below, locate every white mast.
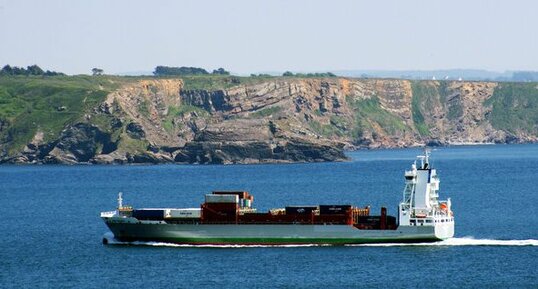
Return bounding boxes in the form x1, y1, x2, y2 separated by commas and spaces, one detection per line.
118, 192, 123, 209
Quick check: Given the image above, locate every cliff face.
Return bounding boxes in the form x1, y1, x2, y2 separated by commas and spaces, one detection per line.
1, 76, 537, 164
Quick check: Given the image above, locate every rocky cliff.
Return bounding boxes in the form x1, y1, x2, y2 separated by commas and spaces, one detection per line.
1, 76, 537, 164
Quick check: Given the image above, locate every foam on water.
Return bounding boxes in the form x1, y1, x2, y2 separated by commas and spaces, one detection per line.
103, 233, 537, 248
347, 237, 538, 247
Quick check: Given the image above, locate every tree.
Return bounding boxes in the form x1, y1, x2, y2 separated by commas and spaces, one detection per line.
92, 68, 104, 76
44, 70, 64, 76
281, 71, 336, 78
12, 66, 25, 75
153, 66, 209, 76
0, 64, 64, 76
26, 65, 44, 75
212, 68, 230, 75
0, 65, 13, 75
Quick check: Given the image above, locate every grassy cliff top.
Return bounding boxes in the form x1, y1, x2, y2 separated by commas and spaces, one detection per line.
0, 75, 133, 152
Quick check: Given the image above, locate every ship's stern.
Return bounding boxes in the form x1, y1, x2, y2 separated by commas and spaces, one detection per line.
434, 220, 455, 240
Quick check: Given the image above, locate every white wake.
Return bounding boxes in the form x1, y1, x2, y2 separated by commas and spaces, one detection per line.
102, 233, 537, 248
347, 237, 538, 247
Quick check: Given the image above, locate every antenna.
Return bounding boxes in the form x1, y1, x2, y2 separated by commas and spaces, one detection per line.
118, 192, 123, 209
424, 148, 431, 166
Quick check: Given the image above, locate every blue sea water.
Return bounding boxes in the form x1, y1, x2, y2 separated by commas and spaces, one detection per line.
1, 144, 537, 288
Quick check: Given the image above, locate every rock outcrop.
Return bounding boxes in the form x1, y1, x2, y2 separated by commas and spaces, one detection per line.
1, 76, 537, 164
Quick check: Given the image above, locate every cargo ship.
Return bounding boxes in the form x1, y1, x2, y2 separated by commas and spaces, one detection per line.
101, 151, 454, 245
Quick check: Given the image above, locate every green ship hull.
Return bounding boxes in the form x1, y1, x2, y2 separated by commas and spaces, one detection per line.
104, 220, 451, 245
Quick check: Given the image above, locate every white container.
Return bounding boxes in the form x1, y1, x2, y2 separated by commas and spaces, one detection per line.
205, 194, 239, 204
165, 208, 201, 218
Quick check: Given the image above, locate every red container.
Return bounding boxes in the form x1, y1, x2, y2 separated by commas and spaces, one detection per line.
201, 203, 238, 224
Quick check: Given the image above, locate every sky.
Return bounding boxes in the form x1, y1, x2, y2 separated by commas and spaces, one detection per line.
0, 0, 536, 75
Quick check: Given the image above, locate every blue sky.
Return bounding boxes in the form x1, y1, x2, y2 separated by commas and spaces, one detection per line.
0, 0, 536, 75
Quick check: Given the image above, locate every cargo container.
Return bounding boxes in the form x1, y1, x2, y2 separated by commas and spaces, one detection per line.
203, 202, 238, 210
212, 191, 249, 199
285, 206, 317, 214
165, 208, 201, 219
319, 205, 352, 215
205, 194, 239, 204
132, 209, 165, 220
201, 203, 238, 223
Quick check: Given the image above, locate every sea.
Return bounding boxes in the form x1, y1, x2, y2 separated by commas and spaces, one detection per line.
1, 144, 537, 288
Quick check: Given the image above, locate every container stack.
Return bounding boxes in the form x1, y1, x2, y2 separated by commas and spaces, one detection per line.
201, 192, 246, 223
212, 191, 254, 209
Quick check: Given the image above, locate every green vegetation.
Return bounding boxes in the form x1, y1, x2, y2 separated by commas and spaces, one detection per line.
1, 64, 64, 76
139, 99, 151, 117
180, 75, 241, 91
92, 68, 104, 76
153, 66, 230, 76
346, 96, 407, 138
411, 80, 464, 135
447, 101, 463, 120
308, 119, 345, 137
169, 104, 209, 117
282, 71, 337, 77
178, 74, 280, 91
162, 105, 209, 132
329, 116, 349, 131
249, 106, 282, 118
437, 81, 462, 120
89, 114, 119, 137
410, 81, 439, 136
0, 75, 128, 153
212, 68, 230, 75
117, 134, 148, 153
153, 66, 210, 76
485, 82, 538, 134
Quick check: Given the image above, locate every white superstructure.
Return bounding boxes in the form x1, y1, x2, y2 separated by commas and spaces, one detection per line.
398, 150, 454, 239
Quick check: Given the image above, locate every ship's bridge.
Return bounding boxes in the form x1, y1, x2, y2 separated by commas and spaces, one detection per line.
398, 150, 454, 229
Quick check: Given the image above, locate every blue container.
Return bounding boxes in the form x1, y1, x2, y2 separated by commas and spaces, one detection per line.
132, 209, 165, 220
